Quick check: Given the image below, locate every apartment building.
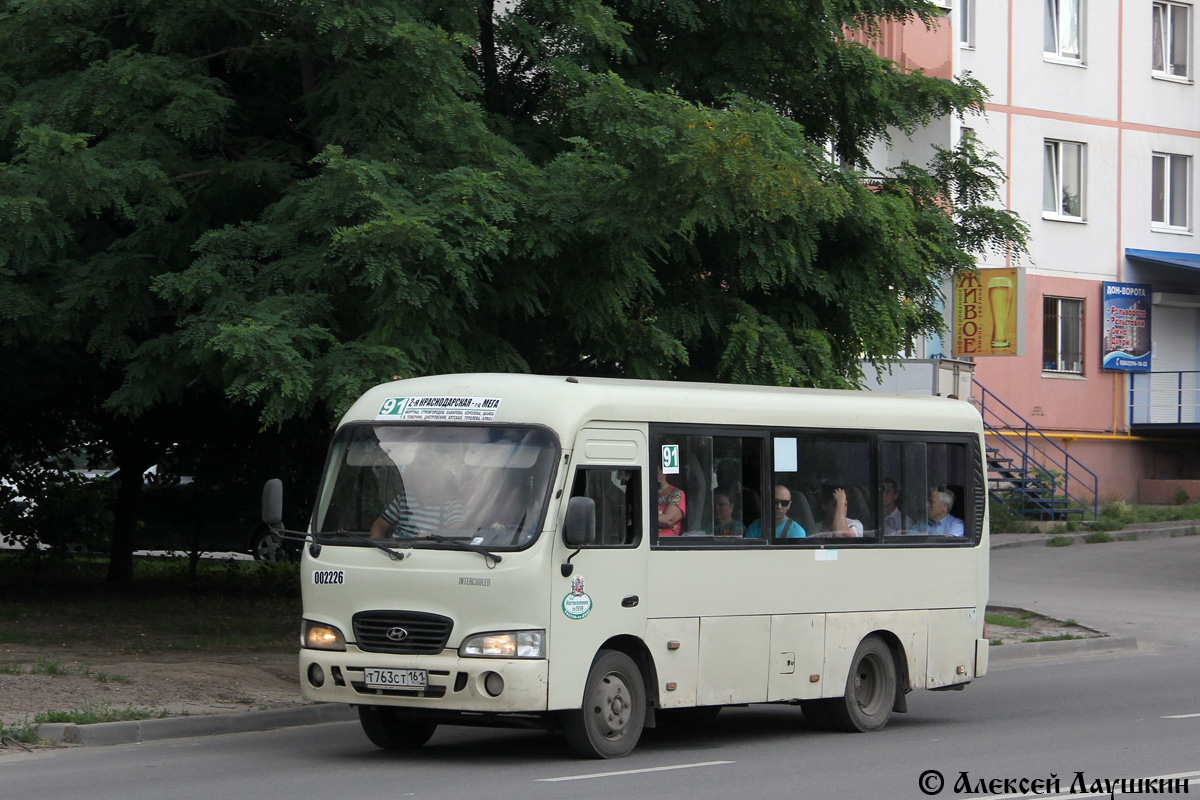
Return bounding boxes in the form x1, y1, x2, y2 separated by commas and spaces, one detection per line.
868, 1, 1200, 503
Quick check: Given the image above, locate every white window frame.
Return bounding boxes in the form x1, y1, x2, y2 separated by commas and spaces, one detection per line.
1044, 0, 1085, 63
1153, 2, 1192, 81
959, 0, 976, 48
1152, 152, 1192, 231
1043, 139, 1087, 221
1043, 296, 1084, 375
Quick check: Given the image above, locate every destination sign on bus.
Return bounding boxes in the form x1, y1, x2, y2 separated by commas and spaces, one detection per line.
376, 396, 502, 422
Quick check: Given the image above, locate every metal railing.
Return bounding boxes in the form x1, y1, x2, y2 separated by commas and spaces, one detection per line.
973, 381, 1099, 520
1129, 371, 1200, 425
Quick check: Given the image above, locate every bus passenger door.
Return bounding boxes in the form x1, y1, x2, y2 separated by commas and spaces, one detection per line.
547, 428, 649, 711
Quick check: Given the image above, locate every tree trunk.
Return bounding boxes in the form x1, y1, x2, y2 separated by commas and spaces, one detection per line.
106, 464, 145, 584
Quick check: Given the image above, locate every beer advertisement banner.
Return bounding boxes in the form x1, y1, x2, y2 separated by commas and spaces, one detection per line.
1101, 282, 1151, 372
953, 268, 1021, 357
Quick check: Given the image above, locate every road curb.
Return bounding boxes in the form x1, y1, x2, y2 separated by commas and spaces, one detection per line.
991, 523, 1200, 550
989, 634, 1139, 663
37, 703, 357, 747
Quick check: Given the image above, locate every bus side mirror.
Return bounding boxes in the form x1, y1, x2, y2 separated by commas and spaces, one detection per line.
563, 496, 596, 546
262, 479, 284, 530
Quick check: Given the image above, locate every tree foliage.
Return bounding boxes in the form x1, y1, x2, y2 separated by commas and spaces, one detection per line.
0, 1, 1026, 576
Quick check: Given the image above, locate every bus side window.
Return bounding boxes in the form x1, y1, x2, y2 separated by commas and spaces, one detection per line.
570, 468, 641, 547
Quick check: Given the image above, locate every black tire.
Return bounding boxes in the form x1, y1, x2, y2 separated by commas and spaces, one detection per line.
563, 650, 646, 758
357, 705, 438, 750
828, 635, 897, 732
250, 526, 286, 562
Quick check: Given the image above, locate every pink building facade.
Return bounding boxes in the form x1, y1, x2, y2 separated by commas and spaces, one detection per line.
867, 2, 1200, 504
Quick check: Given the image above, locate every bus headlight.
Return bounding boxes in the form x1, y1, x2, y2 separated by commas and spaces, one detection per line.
459, 630, 545, 658
303, 620, 347, 651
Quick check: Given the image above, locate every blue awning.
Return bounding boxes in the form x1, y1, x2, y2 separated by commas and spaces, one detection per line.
1126, 248, 1200, 271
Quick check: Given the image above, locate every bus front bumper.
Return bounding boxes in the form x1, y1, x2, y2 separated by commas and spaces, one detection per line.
299, 649, 550, 712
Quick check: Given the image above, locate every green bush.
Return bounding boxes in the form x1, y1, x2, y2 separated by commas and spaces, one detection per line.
1175, 489, 1191, 505
988, 496, 1040, 533
1047, 535, 1073, 547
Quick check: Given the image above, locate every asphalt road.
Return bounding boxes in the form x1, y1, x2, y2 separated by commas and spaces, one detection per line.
4, 535, 1200, 800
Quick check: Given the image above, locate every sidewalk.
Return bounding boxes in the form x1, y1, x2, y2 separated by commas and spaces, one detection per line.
991, 519, 1200, 550
30, 521, 1196, 749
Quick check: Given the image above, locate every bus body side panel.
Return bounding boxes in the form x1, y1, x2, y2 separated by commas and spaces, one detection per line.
645, 617, 700, 708
647, 547, 981, 702
697, 615, 771, 705
926, 607, 985, 687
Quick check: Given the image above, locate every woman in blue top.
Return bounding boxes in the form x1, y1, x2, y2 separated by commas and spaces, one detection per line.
745, 484, 806, 538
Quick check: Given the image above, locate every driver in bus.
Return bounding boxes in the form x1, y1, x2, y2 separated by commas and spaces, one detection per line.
370, 456, 465, 538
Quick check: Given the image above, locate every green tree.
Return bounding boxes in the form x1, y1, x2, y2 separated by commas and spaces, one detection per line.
0, 1, 1025, 579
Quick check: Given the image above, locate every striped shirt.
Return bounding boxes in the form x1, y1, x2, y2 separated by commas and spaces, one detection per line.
381, 494, 465, 537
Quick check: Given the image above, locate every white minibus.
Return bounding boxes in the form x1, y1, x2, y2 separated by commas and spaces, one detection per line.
267, 373, 989, 758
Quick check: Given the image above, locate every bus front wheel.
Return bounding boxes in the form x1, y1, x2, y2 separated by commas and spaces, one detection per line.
829, 635, 896, 733
563, 649, 646, 758
358, 705, 437, 750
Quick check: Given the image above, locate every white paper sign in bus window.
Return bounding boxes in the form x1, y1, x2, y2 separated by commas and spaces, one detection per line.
774, 437, 798, 472
661, 444, 680, 475
376, 396, 501, 422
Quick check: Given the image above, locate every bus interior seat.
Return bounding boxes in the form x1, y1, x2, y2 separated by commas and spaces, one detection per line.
848, 484, 873, 528
790, 491, 816, 534
947, 485, 966, 525
684, 452, 709, 535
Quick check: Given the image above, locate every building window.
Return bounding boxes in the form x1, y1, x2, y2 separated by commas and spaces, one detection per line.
1152, 152, 1191, 230
1043, 139, 1086, 220
1044, 0, 1083, 62
1153, 2, 1191, 79
1043, 297, 1084, 374
959, 0, 975, 48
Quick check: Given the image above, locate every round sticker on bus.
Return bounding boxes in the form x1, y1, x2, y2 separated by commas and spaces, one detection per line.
562, 575, 592, 620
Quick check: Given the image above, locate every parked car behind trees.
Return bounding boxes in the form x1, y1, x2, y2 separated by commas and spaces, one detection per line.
0, 445, 297, 561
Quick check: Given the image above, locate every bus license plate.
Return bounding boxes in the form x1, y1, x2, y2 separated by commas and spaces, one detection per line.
364, 668, 428, 689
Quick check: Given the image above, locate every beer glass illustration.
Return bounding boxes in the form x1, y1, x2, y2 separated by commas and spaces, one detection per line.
987, 276, 1013, 349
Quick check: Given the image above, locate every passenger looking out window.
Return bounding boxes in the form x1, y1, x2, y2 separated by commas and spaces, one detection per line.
656, 464, 686, 536
881, 478, 914, 536
913, 487, 965, 537
746, 485, 806, 539
812, 484, 864, 538
713, 489, 745, 536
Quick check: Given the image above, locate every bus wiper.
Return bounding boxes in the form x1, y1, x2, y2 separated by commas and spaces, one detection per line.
425, 534, 503, 565
334, 529, 407, 561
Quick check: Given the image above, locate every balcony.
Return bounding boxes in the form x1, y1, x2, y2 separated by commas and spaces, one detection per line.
1129, 371, 1200, 433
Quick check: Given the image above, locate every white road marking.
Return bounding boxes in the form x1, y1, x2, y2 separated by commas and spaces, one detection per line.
537, 760, 734, 782
1162, 712, 1200, 718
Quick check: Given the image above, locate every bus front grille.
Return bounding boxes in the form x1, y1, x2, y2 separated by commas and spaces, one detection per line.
352, 610, 453, 655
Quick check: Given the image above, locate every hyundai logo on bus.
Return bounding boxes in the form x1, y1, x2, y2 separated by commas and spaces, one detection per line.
386, 627, 410, 642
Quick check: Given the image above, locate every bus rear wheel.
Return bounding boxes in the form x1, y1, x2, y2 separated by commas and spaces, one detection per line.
357, 705, 437, 750
829, 635, 896, 733
563, 649, 646, 758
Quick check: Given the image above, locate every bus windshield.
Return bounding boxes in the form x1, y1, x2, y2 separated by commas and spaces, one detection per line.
313, 424, 559, 550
